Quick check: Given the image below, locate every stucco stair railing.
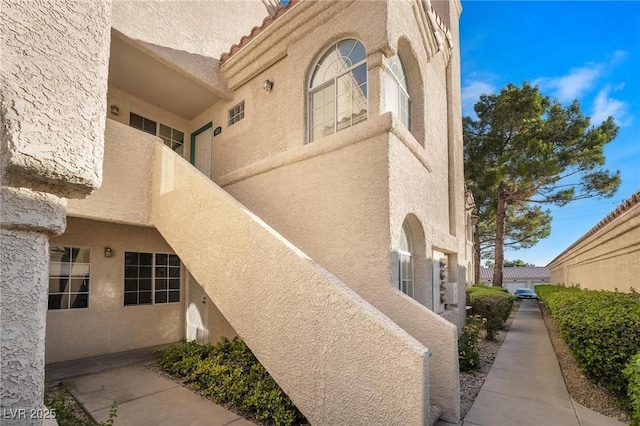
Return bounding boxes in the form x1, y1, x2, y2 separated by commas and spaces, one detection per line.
150, 142, 436, 425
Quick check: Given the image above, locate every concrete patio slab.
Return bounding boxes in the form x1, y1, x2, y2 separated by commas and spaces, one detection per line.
46, 346, 257, 426
90, 385, 242, 426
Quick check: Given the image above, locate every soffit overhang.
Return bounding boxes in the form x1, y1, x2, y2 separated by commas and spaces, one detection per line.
108, 30, 233, 120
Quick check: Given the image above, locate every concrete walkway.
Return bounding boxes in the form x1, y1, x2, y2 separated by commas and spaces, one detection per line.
462, 300, 628, 426
46, 346, 257, 426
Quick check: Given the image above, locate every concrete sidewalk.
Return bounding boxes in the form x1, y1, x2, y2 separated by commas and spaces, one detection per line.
462, 300, 628, 426
46, 346, 257, 426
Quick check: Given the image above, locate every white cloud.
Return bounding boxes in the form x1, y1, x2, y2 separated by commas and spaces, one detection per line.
533, 50, 629, 103
534, 65, 602, 103
610, 50, 628, 65
590, 85, 631, 127
461, 80, 495, 117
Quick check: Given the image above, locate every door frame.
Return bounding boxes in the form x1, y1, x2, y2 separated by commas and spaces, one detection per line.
189, 122, 213, 165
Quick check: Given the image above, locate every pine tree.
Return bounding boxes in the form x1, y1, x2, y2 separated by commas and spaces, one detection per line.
464, 82, 620, 286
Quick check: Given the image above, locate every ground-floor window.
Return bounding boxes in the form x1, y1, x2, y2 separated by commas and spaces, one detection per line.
48, 247, 90, 309
398, 222, 414, 298
124, 252, 181, 305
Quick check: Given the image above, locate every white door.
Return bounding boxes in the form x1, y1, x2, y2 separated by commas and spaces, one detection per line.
193, 127, 212, 178
186, 273, 209, 344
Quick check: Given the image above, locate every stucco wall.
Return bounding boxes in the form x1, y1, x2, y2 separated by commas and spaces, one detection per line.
111, 0, 271, 58
151, 142, 434, 425
66, 120, 155, 226
106, 85, 190, 148
548, 197, 640, 293
46, 217, 183, 363
1, 1, 111, 198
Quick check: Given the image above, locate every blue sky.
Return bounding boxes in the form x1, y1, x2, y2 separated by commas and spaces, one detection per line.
459, 1, 640, 267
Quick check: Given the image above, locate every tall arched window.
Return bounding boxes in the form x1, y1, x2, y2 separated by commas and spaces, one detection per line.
308, 39, 367, 142
385, 54, 411, 129
398, 222, 414, 298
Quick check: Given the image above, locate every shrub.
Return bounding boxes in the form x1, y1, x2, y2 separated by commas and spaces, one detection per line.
471, 283, 509, 293
538, 286, 640, 402
624, 350, 640, 426
155, 337, 307, 426
466, 286, 514, 340
459, 316, 483, 372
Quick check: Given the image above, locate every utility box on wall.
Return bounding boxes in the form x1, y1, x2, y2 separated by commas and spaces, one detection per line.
445, 282, 458, 306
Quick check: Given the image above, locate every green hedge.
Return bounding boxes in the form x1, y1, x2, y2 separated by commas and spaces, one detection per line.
466, 285, 514, 340
459, 316, 482, 372
536, 285, 640, 403
155, 338, 307, 426
624, 350, 640, 426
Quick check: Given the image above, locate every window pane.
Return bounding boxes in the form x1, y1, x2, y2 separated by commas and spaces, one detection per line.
124, 266, 138, 279
49, 263, 70, 277
130, 113, 143, 130
124, 292, 138, 306
168, 255, 180, 266
139, 279, 152, 291
139, 253, 153, 265
139, 292, 152, 304
48, 295, 63, 310
156, 279, 167, 290
70, 293, 88, 309
143, 118, 156, 135
155, 266, 167, 278
70, 263, 90, 277
156, 254, 167, 265
125, 252, 138, 265
70, 278, 88, 292
139, 266, 152, 278
155, 291, 167, 304
159, 124, 171, 138
169, 279, 180, 290
49, 278, 67, 293
168, 291, 180, 303
173, 130, 184, 143
125, 279, 138, 292
168, 267, 180, 278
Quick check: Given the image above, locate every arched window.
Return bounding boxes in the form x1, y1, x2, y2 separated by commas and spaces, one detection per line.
308, 39, 368, 142
398, 222, 414, 298
385, 54, 411, 129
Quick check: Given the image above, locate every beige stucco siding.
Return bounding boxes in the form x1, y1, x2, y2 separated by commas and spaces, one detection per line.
224, 121, 391, 299
66, 120, 156, 226
150, 142, 434, 425
106, 85, 190, 143
549, 200, 640, 293
46, 217, 183, 363
111, 0, 272, 59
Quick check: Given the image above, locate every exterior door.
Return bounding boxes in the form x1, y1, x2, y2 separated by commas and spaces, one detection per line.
186, 273, 209, 344
190, 122, 213, 178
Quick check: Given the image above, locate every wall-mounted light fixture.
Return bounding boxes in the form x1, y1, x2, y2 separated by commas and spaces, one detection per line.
104, 247, 113, 257
263, 80, 274, 91
110, 105, 120, 115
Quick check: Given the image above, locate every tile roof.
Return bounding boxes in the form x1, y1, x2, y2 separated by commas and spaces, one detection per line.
548, 189, 640, 265
219, 0, 452, 63
220, 0, 298, 63
480, 267, 550, 280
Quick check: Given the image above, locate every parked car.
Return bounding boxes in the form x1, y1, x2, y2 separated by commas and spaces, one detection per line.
515, 288, 538, 300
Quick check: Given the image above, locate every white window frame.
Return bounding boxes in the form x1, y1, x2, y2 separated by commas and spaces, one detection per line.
48, 246, 91, 310
228, 101, 245, 126
398, 223, 414, 298
385, 54, 411, 130
124, 252, 181, 306
130, 112, 185, 155
308, 39, 368, 142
